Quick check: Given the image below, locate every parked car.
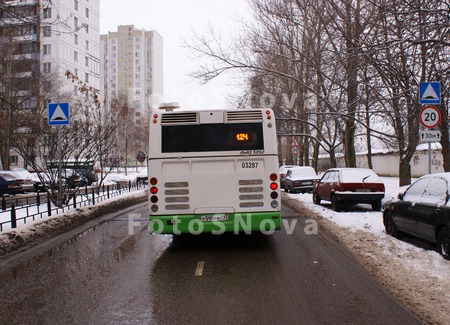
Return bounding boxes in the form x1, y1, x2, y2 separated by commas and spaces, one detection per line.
279, 165, 299, 189
284, 166, 319, 193
30, 172, 50, 192
78, 168, 98, 185
64, 170, 88, 188
10, 168, 35, 192
0, 171, 24, 196
383, 173, 450, 259
312, 168, 385, 211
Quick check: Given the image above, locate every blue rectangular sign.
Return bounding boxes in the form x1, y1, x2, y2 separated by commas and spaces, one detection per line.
419, 82, 441, 104
48, 102, 70, 126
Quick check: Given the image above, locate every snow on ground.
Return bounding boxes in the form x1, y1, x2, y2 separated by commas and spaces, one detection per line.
0, 169, 148, 232
283, 177, 450, 325
1, 172, 449, 323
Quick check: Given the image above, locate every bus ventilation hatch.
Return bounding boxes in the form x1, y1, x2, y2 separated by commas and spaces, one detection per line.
238, 179, 264, 208
161, 112, 198, 125
227, 110, 263, 122
164, 182, 190, 210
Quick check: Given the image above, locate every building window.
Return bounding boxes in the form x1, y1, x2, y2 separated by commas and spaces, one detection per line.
74, 0, 78, 10
74, 68, 78, 77
43, 44, 51, 54
85, 8, 89, 18
85, 73, 89, 83
43, 62, 51, 73
43, 26, 51, 37
85, 24, 89, 34
9, 156, 18, 166
74, 51, 78, 62
43, 7, 52, 19
43, 81, 51, 92
85, 40, 89, 50
74, 16, 78, 29
85, 56, 89, 67
74, 34, 78, 44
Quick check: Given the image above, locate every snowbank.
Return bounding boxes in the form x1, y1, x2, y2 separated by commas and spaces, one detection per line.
282, 177, 449, 324
0, 190, 147, 258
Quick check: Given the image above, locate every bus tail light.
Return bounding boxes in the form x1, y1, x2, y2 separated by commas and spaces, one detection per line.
150, 177, 159, 212
269, 172, 279, 209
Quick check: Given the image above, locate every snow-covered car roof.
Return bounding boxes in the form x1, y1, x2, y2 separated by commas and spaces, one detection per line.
288, 166, 318, 179
326, 168, 382, 183
413, 172, 450, 191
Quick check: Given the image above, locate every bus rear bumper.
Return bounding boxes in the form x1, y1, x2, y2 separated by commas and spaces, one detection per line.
149, 212, 281, 235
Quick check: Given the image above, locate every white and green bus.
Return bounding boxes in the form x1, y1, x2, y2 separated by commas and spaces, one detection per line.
147, 108, 281, 234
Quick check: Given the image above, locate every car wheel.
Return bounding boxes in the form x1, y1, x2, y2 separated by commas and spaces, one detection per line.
372, 200, 382, 211
384, 211, 399, 238
331, 195, 341, 212
437, 227, 450, 260
313, 193, 321, 205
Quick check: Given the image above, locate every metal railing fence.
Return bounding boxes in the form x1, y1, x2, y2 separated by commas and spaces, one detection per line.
0, 180, 147, 232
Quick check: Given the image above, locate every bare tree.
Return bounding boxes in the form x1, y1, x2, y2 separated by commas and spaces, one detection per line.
359, 0, 450, 185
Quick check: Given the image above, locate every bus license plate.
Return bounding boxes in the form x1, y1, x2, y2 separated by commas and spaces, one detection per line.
200, 214, 229, 222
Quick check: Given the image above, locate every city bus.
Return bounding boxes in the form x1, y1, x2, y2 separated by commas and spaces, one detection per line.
147, 108, 281, 234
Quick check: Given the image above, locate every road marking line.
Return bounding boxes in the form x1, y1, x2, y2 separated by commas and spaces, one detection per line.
195, 261, 205, 276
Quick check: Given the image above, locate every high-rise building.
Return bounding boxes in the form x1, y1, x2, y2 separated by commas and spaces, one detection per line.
42, 0, 100, 98
0, 0, 100, 168
0, 0, 100, 104
100, 25, 163, 118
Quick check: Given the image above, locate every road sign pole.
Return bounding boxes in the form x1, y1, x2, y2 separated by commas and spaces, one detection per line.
428, 142, 432, 174
58, 126, 63, 208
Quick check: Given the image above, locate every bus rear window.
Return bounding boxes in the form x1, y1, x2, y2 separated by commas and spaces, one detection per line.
162, 123, 264, 153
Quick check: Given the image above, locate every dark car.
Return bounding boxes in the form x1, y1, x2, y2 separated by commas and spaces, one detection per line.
78, 168, 98, 185
284, 166, 319, 193
383, 173, 450, 259
0, 172, 24, 196
312, 168, 385, 211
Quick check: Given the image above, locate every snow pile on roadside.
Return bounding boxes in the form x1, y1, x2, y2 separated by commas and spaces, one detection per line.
282, 177, 449, 325
0, 190, 148, 258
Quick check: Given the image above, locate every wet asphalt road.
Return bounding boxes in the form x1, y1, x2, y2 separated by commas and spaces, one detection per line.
0, 203, 422, 325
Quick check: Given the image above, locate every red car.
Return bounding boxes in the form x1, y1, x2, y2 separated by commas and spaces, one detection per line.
312, 168, 385, 211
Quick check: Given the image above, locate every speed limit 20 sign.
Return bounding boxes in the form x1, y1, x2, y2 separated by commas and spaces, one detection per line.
419, 105, 441, 129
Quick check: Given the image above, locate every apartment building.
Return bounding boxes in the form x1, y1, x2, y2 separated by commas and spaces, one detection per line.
100, 25, 163, 118
0, 0, 100, 169
0, 0, 100, 105
41, 0, 100, 97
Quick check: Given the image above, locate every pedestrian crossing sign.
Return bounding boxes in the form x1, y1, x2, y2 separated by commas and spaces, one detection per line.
419, 82, 441, 104
48, 102, 70, 126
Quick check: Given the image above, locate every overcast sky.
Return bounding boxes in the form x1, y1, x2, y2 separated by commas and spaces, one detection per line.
100, 0, 251, 110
